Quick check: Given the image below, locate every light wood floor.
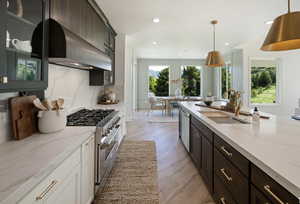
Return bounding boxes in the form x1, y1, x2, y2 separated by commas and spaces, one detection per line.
126, 111, 215, 204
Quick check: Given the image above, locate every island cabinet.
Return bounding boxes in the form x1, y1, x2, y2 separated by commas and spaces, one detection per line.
190, 121, 202, 170
187, 115, 299, 204
251, 164, 299, 204
190, 117, 214, 193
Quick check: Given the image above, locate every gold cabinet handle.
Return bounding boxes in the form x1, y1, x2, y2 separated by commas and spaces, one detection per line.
36, 180, 58, 201
220, 168, 233, 181
220, 197, 226, 204
264, 185, 288, 204
221, 146, 233, 157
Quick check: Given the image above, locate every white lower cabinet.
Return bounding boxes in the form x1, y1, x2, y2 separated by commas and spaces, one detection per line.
43, 164, 81, 204
81, 136, 95, 204
18, 135, 95, 204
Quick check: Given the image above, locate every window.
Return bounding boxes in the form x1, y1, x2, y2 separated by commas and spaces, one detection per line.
181, 66, 201, 96
250, 59, 278, 104
148, 65, 169, 96
221, 64, 232, 99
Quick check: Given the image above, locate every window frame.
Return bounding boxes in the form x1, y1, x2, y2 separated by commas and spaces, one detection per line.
248, 57, 282, 106
180, 65, 203, 97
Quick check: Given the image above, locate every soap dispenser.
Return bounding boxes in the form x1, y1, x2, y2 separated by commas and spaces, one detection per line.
253, 107, 260, 122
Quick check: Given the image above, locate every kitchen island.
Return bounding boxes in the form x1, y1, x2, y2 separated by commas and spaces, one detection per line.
179, 101, 300, 204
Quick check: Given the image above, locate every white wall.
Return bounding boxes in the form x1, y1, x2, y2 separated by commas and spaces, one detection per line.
124, 35, 137, 121
136, 58, 215, 110
238, 36, 300, 116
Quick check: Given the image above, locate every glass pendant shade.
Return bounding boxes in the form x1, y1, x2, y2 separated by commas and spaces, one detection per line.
261, 0, 300, 51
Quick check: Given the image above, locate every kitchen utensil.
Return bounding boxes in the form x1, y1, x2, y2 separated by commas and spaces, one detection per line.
57, 98, 64, 109
42, 99, 52, 111
38, 110, 67, 133
11, 39, 32, 52
10, 95, 38, 140
33, 98, 47, 111
51, 100, 59, 111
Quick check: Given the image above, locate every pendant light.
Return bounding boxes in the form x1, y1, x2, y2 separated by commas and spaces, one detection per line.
261, 0, 300, 51
205, 20, 225, 67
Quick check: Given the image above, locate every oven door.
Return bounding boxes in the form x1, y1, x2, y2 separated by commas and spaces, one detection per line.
96, 124, 121, 188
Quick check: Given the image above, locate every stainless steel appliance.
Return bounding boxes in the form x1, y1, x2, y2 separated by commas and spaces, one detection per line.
67, 109, 121, 193
179, 108, 190, 152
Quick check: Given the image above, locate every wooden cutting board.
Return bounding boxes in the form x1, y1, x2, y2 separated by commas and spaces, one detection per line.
10, 95, 38, 140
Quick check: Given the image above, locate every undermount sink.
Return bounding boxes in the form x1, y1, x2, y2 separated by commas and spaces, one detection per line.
199, 111, 251, 124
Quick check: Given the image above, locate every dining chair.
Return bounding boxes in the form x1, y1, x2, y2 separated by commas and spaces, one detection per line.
148, 95, 166, 116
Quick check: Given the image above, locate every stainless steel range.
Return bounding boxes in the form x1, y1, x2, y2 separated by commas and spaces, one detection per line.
67, 109, 121, 193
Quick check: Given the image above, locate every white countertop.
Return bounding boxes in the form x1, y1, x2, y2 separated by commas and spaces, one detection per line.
0, 126, 95, 204
180, 102, 300, 200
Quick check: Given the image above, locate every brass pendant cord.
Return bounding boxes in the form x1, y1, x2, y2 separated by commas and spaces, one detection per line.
288, 0, 291, 13
213, 24, 216, 51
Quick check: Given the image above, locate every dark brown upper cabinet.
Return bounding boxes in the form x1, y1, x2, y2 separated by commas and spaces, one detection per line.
50, 0, 113, 54
0, 0, 49, 92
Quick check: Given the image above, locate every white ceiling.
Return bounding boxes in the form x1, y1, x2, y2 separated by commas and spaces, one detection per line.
96, 0, 300, 59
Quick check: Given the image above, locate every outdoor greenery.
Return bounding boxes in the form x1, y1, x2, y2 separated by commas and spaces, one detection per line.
149, 76, 157, 93
149, 68, 169, 96
181, 66, 201, 96
149, 66, 201, 97
251, 66, 276, 104
221, 66, 232, 99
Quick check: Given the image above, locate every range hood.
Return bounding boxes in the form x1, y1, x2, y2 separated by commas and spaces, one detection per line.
47, 19, 112, 71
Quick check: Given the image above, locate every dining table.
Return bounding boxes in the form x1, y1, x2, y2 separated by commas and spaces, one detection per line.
156, 96, 202, 115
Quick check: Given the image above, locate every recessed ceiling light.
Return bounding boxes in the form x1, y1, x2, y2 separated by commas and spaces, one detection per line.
225, 42, 230, 46
152, 41, 157, 45
153, 18, 160, 23
265, 20, 274, 25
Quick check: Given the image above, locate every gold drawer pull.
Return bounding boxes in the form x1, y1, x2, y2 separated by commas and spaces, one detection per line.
220, 168, 232, 181
221, 146, 233, 157
36, 180, 58, 201
220, 197, 226, 204
264, 185, 288, 204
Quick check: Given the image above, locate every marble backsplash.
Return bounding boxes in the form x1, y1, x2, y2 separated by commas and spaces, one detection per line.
0, 64, 105, 144
45, 64, 104, 111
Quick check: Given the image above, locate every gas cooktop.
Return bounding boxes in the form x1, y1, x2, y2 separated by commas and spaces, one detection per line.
67, 109, 116, 126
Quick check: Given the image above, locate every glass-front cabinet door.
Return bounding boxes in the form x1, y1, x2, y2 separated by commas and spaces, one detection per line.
0, 0, 48, 92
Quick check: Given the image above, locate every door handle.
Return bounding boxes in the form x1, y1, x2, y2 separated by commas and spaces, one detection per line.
220, 197, 226, 204
220, 168, 233, 181
221, 146, 233, 157
36, 180, 58, 200
264, 185, 288, 204
0, 76, 8, 84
